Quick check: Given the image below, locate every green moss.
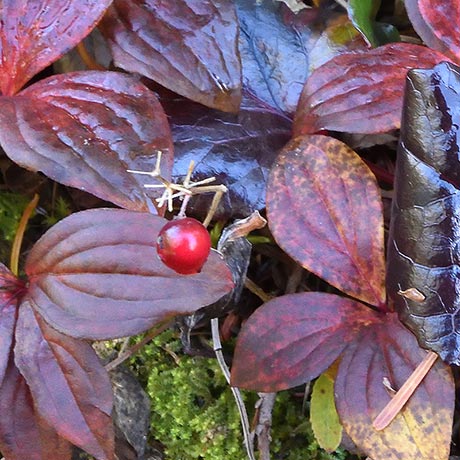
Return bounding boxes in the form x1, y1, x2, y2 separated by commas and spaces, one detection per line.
0, 191, 29, 241
0, 191, 29, 262
130, 330, 352, 460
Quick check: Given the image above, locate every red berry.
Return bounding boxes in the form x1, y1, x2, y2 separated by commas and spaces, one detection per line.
156, 217, 211, 274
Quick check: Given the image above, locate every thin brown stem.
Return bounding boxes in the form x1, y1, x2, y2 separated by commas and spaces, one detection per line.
105, 320, 173, 372
76, 42, 105, 71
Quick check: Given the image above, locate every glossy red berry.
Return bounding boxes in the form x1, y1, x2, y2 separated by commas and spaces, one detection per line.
156, 217, 211, 274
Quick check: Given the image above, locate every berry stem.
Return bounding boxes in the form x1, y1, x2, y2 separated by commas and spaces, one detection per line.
10, 194, 39, 276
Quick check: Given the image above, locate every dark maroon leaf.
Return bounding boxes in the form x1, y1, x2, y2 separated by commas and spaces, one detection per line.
0, 358, 72, 460
0, 263, 23, 387
267, 135, 386, 307
163, 90, 291, 220
24, 208, 234, 339
293, 43, 451, 135
230, 292, 380, 392
336, 313, 454, 460
405, 0, 460, 62
386, 61, 460, 364
99, 0, 242, 113
0, 71, 174, 212
0, 0, 112, 96
14, 302, 114, 460
235, 0, 310, 114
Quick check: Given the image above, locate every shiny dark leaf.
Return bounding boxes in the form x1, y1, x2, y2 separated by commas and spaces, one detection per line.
0, 71, 173, 212
0, 358, 72, 460
267, 135, 386, 306
24, 208, 234, 340
165, 90, 291, 220
236, 0, 310, 113
293, 43, 450, 135
230, 292, 380, 392
336, 313, 454, 460
99, 0, 242, 112
0, 0, 112, 96
386, 61, 460, 364
405, 0, 460, 62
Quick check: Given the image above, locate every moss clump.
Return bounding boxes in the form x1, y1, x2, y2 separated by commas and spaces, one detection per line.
130, 330, 351, 460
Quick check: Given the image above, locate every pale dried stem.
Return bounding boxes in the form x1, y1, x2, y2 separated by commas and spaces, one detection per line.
211, 318, 256, 460
372, 350, 438, 430
254, 392, 276, 460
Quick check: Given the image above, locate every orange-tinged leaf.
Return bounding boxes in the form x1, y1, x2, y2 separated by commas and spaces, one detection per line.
266, 135, 385, 306
293, 43, 450, 135
335, 313, 454, 460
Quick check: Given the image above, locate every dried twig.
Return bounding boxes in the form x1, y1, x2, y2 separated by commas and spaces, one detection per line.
254, 392, 276, 460
211, 318, 256, 460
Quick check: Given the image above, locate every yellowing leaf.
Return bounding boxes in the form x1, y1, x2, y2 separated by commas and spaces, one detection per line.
310, 373, 342, 452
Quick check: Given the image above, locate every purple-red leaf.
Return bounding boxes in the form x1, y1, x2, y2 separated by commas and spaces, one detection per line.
336, 313, 454, 460
293, 43, 451, 135
0, 71, 174, 212
0, 358, 72, 460
405, 0, 460, 62
14, 303, 114, 460
267, 135, 386, 306
386, 61, 460, 364
0, 0, 112, 96
24, 208, 234, 340
163, 89, 291, 220
99, 0, 242, 112
230, 292, 380, 392
0, 263, 23, 387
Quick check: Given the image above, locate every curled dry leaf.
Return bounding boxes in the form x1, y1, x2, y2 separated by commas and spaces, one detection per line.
24, 208, 234, 340
100, 0, 242, 112
293, 43, 451, 135
267, 135, 385, 306
386, 61, 460, 364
